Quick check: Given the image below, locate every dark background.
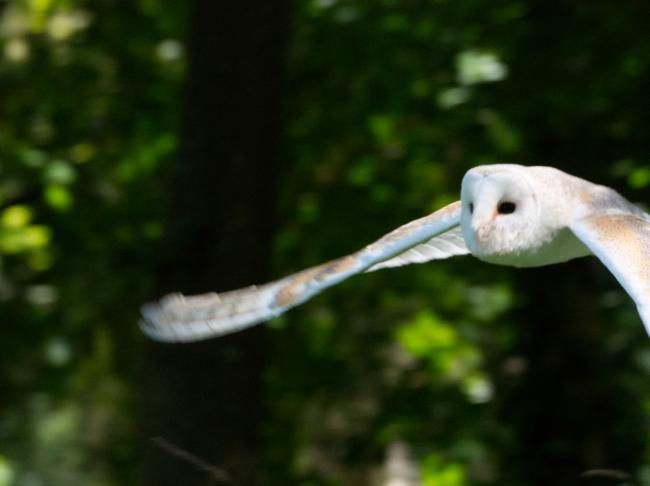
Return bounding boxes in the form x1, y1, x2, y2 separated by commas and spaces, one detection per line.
0, 1, 649, 485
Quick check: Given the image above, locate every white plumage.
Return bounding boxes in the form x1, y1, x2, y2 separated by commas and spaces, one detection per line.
140, 164, 650, 341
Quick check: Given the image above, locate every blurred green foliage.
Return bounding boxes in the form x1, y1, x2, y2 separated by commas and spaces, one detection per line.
0, 0, 183, 483
0, 0, 649, 485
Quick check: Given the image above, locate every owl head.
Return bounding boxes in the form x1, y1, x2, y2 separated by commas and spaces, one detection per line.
460, 164, 568, 261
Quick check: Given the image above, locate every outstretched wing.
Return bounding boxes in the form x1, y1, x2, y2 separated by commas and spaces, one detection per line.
570, 213, 650, 336
140, 201, 466, 342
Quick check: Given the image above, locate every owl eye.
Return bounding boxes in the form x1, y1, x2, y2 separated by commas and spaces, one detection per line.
469, 203, 474, 214
497, 201, 516, 214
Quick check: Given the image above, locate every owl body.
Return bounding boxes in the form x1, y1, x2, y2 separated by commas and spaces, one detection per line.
141, 164, 650, 342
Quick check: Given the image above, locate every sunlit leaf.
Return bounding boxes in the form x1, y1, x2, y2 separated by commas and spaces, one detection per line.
456, 49, 508, 85
397, 310, 457, 357
46, 10, 91, 41
462, 373, 493, 404
23, 225, 52, 248
44, 185, 73, 210
1, 205, 32, 228
437, 87, 471, 109
44, 337, 71, 366
0, 225, 52, 253
628, 166, 650, 189
156, 39, 184, 62
4, 37, 30, 62
421, 454, 466, 486
44, 160, 76, 185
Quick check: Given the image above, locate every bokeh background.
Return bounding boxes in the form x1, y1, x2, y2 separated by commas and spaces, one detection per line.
1, 1, 650, 485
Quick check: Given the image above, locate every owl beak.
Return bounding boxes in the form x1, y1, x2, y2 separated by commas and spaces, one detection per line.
476, 224, 493, 242
472, 213, 496, 243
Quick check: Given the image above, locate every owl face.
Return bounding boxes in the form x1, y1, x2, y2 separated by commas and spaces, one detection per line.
460, 165, 545, 260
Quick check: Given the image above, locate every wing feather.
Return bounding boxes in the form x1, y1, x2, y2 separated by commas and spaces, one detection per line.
366, 226, 468, 272
570, 213, 650, 336
140, 201, 465, 342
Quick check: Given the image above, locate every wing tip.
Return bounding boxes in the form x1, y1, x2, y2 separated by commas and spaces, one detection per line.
139, 298, 277, 343
139, 295, 191, 343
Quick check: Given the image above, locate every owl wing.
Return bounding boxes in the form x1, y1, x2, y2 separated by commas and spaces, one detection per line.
140, 201, 466, 342
570, 212, 650, 336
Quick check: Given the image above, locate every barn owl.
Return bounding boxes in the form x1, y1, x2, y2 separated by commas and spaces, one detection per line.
140, 164, 650, 342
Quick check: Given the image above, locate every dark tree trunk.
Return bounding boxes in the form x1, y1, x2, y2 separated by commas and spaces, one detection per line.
504, 261, 645, 486
142, 2, 290, 485
498, 2, 648, 483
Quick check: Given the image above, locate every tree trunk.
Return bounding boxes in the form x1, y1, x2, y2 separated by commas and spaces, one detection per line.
499, 2, 648, 482
142, 2, 290, 485
504, 261, 645, 485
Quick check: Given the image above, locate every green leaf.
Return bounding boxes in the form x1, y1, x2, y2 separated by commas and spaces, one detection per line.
44, 160, 77, 185
44, 185, 73, 211
1, 205, 33, 228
